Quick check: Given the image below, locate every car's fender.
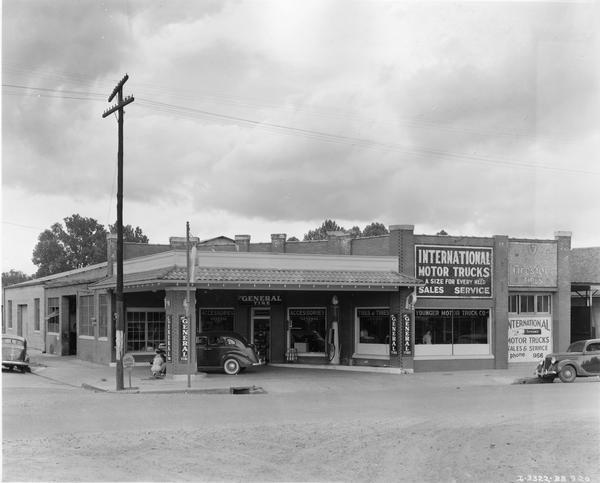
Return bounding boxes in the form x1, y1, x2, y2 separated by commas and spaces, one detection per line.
556, 359, 580, 375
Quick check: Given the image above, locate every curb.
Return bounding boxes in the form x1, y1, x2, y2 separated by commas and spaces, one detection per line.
80, 383, 267, 395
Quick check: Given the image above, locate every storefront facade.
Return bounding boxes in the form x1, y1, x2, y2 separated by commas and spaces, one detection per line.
3, 226, 581, 373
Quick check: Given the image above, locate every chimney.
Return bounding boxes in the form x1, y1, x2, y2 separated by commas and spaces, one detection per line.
235, 234, 251, 252
271, 234, 287, 253
327, 231, 352, 255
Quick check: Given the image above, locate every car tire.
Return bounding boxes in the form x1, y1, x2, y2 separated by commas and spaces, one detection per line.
558, 365, 576, 383
223, 358, 241, 375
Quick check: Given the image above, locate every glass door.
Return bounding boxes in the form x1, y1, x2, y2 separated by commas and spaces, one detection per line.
251, 307, 271, 363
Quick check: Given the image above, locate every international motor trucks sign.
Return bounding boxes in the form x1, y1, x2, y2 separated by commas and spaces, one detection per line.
415, 245, 493, 298
508, 316, 552, 362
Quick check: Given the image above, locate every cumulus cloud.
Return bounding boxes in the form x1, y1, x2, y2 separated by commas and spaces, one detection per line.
2, 0, 599, 273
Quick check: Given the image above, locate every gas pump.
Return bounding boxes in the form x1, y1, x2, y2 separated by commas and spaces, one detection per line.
327, 296, 340, 364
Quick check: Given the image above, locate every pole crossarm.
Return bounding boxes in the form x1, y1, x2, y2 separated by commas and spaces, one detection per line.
102, 96, 135, 118
108, 74, 129, 102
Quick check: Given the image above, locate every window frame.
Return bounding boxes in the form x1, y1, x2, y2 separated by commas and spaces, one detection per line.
47, 297, 60, 333
354, 307, 391, 358
7, 300, 13, 329
34, 298, 41, 332
79, 294, 95, 337
508, 293, 552, 315
98, 294, 108, 339
126, 308, 166, 353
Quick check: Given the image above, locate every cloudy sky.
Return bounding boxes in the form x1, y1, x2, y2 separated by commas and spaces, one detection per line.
2, 0, 599, 275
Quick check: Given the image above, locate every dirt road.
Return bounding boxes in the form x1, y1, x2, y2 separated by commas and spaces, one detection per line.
3, 369, 599, 482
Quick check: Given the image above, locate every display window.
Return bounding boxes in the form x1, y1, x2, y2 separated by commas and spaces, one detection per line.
126, 309, 165, 352
199, 308, 235, 332
355, 307, 390, 357
414, 308, 491, 357
287, 307, 327, 355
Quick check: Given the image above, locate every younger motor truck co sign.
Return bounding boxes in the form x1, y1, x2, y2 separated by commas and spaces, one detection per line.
415, 245, 493, 298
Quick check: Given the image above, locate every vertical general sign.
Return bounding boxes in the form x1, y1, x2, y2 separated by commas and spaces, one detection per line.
508, 316, 552, 362
179, 315, 189, 363
390, 313, 399, 356
415, 245, 493, 298
166, 314, 173, 362
401, 312, 412, 355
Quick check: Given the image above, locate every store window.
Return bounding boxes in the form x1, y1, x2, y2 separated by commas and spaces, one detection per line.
34, 298, 40, 331
98, 294, 108, 338
355, 308, 390, 356
508, 294, 552, 314
126, 309, 165, 352
199, 308, 234, 332
288, 308, 327, 354
79, 295, 94, 337
415, 309, 491, 357
47, 298, 60, 333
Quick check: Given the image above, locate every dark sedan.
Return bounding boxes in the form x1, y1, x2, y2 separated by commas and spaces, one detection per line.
535, 338, 600, 383
196, 331, 263, 375
2, 335, 31, 373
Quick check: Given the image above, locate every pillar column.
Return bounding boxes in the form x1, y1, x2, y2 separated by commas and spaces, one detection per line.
164, 288, 197, 375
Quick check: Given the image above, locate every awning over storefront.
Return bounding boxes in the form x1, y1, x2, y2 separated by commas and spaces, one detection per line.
92, 265, 422, 291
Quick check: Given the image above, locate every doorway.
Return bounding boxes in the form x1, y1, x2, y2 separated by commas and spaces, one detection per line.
66, 295, 77, 355
251, 307, 271, 363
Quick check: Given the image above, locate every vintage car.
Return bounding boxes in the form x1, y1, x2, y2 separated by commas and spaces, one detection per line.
2, 334, 31, 372
196, 331, 262, 375
535, 338, 600, 383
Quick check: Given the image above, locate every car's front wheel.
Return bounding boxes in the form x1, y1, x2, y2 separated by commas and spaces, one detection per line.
558, 365, 576, 383
223, 358, 241, 375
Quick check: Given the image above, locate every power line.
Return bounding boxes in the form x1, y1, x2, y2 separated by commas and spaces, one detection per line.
3, 83, 597, 175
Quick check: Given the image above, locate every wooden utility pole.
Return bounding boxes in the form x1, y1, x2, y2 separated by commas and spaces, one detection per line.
102, 74, 134, 391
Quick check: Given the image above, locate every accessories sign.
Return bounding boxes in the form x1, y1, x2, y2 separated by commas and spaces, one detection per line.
415, 245, 493, 298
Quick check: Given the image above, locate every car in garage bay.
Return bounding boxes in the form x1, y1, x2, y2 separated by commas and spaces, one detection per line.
196, 331, 263, 375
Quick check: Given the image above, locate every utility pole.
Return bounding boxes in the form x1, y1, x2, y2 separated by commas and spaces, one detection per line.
102, 74, 134, 391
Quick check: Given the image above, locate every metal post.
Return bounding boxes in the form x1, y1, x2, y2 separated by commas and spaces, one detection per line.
186, 221, 191, 388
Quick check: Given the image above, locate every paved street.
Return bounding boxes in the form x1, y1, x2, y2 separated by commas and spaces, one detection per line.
3, 356, 599, 482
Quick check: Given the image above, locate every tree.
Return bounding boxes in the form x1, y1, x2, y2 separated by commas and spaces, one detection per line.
31, 214, 151, 277
2, 269, 33, 287
32, 223, 74, 277
109, 223, 150, 243
287, 236, 300, 242
362, 222, 389, 237
303, 219, 346, 241
437, 229, 449, 236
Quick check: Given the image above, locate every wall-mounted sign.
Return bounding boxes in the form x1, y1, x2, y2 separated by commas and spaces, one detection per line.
238, 295, 282, 306
415, 245, 493, 298
166, 315, 173, 362
401, 312, 412, 355
179, 315, 189, 363
200, 308, 234, 332
508, 242, 557, 287
390, 313, 399, 356
508, 316, 552, 363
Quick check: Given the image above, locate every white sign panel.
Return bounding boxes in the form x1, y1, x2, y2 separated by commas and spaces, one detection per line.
508, 316, 552, 362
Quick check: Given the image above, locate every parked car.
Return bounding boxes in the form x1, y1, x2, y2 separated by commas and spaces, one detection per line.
196, 331, 262, 375
2, 334, 30, 373
535, 338, 600, 383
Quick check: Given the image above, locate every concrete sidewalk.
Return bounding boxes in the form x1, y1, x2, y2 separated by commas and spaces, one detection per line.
25, 350, 545, 394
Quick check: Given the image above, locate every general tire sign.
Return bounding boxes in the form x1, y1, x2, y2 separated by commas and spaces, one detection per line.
415, 245, 493, 298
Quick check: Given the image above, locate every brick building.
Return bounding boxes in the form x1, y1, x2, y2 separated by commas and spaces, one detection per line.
4, 225, 596, 373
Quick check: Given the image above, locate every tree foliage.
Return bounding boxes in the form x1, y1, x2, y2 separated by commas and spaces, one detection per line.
109, 223, 150, 243
302, 219, 389, 241
2, 269, 33, 287
32, 214, 150, 277
303, 219, 345, 241
362, 222, 389, 237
